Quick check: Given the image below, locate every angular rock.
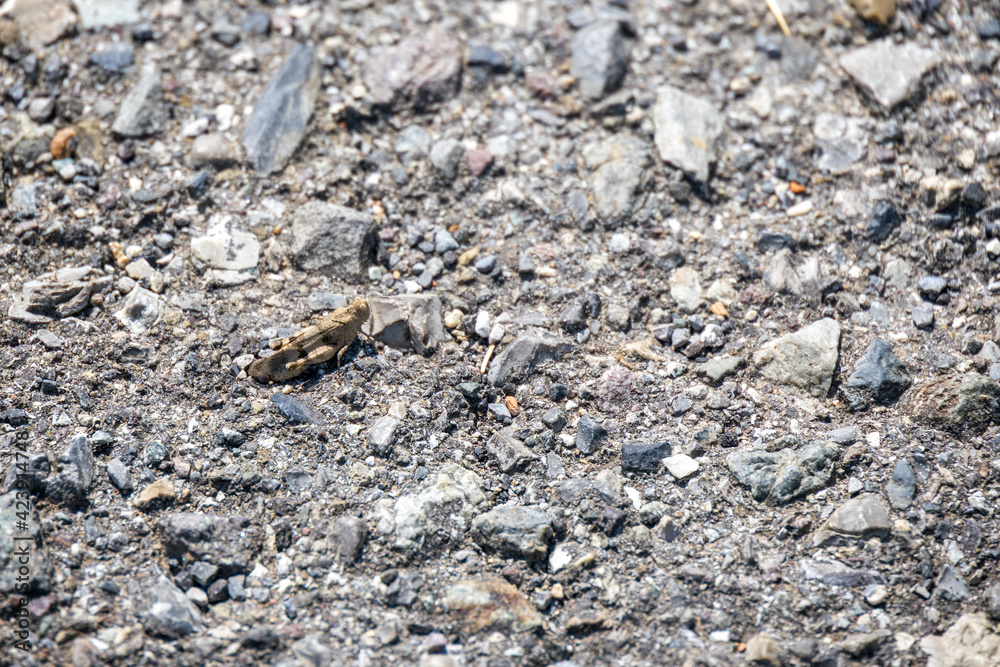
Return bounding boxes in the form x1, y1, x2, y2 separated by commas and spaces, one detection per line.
3, 452, 49, 495
919, 613, 1000, 667
886, 459, 916, 510
138, 574, 203, 638
45, 434, 95, 504
745, 634, 783, 666
106, 459, 132, 492
812, 494, 891, 546
575, 416, 608, 455
727, 441, 839, 505
583, 135, 651, 225
242, 44, 319, 175
621, 441, 672, 472
813, 113, 868, 174
663, 454, 699, 480
364, 295, 448, 355
188, 133, 240, 169
670, 266, 702, 313
160, 513, 261, 575
445, 578, 543, 633
270, 393, 323, 425
76, 0, 140, 29
368, 416, 401, 456
696, 356, 746, 385
486, 329, 572, 386
571, 20, 631, 101
8, 267, 95, 324
191, 220, 260, 271
800, 558, 885, 587
89, 44, 135, 73
363, 29, 462, 111
0, 492, 55, 594
840, 339, 911, 410
865, 200, 901, 241
329, 517, 367, 562
114, 286, 162, 335
906, 373, 1000, 435
112, 63, 165, 137
392, 465, 485, 552
5, 0, 77, 50
288, 201, 376, 283
753, 318, 841, 398
935, 565, 969, 601
840, 41, 942, 109
133, 478, 175, 509
429, 138, 465, 181
486, 427, 536, 473
472, 505, 553, 561
653, 85, 723, 183
559, 294, 601, 333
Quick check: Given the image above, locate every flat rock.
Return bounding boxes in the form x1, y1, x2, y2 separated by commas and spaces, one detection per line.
663, 454, 699, 480
188, 133, 240, 169
6, 0, 77, 50
75, 0, 140, 28
133, 478, 174, 508
583, 135, 651, 225
445, 578, 543, 633
800, 558, 885, 587
935, 565, 969, 601
726, 441, 838, 505
368, 416, 401, 456
653, 85, 723, 183
242, 44, 319, 175
9, 267, 95, 323
571, 20, 631, 101
329, 517, 367, 562
670, 266, 702, 313
138, 574, 203, 638
696, 356, 746, 385
486, 427, 536, 473
364, 295, 447, 355
575, 416, 608, 455
919, 613, 1000, 666
840, 339, 911, 410
160, 513, 261, 575
886, 459, 916, 510
840, 41, 942, 109
107, 458, 132, 492
486, 329, 572, 386
753, 318, 841, 398
813, 494, 891, 546
112, 63, 165, 137
363, 29, 462, 111
270, 393, 323, 425
621, 441, 672, 472
471, 505, 553, 561
288, 201, 376, 283
191, 221, 260, 271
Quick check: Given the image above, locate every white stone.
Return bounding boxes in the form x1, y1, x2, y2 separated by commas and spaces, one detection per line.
670, 267, 702, 313
663, 454, 699, 480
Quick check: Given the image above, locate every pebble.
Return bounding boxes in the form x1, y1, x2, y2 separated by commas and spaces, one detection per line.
112, 63, 166, 137
865, 200, 901, 241
486, 329, 571, 386
752, 318, 841, 398
621, 441, 672, 472
288, 201, 375, 282
840, 339, 911, 410
669, 267, 702, 313
653, 85, 722, 182
727, 441, 838, 504
886, 459, 916, 509
663, 454, 699, 480
571, 20, 630, 101
840, 41, 942, 109
474, 255, 497, 274
471, 505, 553, 561
575, 416, 608, 455
363, 29, 462, 111
270, 393, 323, 425
912, 304, 935, 329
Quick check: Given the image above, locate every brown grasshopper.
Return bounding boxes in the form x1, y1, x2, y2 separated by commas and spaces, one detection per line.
248, 298, 371, 383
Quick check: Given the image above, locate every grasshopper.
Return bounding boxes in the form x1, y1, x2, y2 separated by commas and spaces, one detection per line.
249, 298, 371, 383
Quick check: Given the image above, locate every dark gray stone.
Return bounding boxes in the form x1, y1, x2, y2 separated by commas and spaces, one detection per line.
471, 506, 553, 561
89, 44, 135, 73
45, 434, 95, 503
207, 579, 229, 603
243, 625, 280, 648
474, 254, 497, 274
160, 513, 261, 576
621, 441, 672, 472
385, 571, 423, 607
934, 565, 969, 601
559, 294, 601, 333
271, 393, 323, 424
330, 517, 367, 562
487, 402, 511, 421
886, 459, 916, 509
288, 201, 376, 282
865, 200, 900, 241
190, 561, 219, 588
825, 426, 858, 445
242, 44, 320, 175
841, 339, 911, 410
0, 492, 55, 594
575, 416, 608, 455
363, 29, 462, 111
726, 441, 838, 504
139, 575, 203, 638
571, 21, 630, 101
541, 408, 566, 432
486, 329, 572, 386
112, 63, 165, 137
4, 452, 49, 495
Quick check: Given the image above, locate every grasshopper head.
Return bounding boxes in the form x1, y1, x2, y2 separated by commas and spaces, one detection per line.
353, 298, 371, 322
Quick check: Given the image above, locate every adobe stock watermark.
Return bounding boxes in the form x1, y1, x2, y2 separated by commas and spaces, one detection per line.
9, 430, 33, 653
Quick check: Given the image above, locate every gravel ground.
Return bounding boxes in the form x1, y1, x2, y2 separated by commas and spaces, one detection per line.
3, 0, 1000, 665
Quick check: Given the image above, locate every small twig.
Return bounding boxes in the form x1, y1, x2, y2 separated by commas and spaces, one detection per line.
480, 344, 496, 375
765, 0, 791, 37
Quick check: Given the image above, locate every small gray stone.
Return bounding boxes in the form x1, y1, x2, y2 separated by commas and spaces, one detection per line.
330, 517, 367, 562
283, 467, 312, 494
160, 513, 260, 576
112, 63, 165, 137
653, 85, 723, 183
575, 416, 608, 454
886, 459, 915, 510
840, 339, 911, 410
107, 458, 132, 492
800, 558, 885, 587
368, 416, 401, 455
434, 229, 459, 254
288, 201, 376, 283
474, 254, 497, 274
571, 21, 630, 101
395, 125, 431, 163
89, 44, 135, 73
727, 441, 838, 505
934, 565, 969, 601
840, 41, 942, 109
472, 506, 553, 561
114, 286, 162, 334
986, 584, 1000, 620
364, 29, 462, 110
696, 356, 746, 385
487, 402, 511, 421
242, 44, 320, 175
825, 426, 858, 445
621, 441, 672, 472
541, 408, 566, 432
813, 494, 891, 546
583, 135, 651, 225
753, 318, 841, 398
270, 393, 323, 424
430, 138, 465, 181
486, 427, 536, 473
912, 304, 935, 329
486, 329, 572, 386
139, 574, 204, 638
364, 295, 448, 355
188, 133, 240, 169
